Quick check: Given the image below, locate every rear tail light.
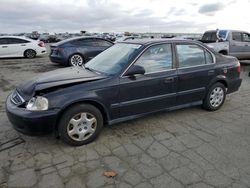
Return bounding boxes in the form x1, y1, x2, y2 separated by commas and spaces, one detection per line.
236, 62, 241, 74
38, 41, 45, 47
54, 47, 64, 52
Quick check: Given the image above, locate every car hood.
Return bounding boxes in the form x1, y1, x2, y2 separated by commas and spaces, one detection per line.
17, 67, 106, 97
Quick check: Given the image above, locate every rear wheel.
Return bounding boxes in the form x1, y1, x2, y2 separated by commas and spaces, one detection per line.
24, 49, 36, 58
219, 50, 228, 55
69, 54, 85, 66
58, 104, 103, 146
203, 83, 226, 111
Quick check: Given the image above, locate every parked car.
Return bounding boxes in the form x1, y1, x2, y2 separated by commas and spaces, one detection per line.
0, 36, 46, 58
201, 29, 250, 59
49, 37, 114, 66
39, 35, 59, 43
115, 36, 141, 42
6, 39, 242, 146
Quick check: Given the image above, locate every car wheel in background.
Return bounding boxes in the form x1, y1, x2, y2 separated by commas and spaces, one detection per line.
69, 54, 85, 66
58, 104, 103, 146
203, 82, 226, 111
24, 49, 36, 58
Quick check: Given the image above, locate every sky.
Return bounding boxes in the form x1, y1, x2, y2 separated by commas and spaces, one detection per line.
0, 0, 250, 34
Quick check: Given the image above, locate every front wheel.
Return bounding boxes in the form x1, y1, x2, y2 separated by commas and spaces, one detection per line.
69, 54, 85, 66
203, 83, 226, 111
58, 104, 103, 146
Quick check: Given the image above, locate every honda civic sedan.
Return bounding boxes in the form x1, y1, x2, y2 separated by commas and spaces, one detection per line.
6, 39, 242, 146
0, 36, 46, 58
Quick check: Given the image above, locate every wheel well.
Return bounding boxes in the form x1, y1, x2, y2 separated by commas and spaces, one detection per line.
218, 50, 228, 55
54, 100, 108, 132
216, 80, 228, 89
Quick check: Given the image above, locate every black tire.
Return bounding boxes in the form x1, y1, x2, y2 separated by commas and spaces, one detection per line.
203, 82, 226, 111
68, 54, 85, 66
58, 104, 103, 146
219, 50, 228, 55
24, 49, 36, 58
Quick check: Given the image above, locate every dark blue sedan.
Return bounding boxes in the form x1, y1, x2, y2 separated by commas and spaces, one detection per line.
49, 37, 114, 66
6, 39, 242, 146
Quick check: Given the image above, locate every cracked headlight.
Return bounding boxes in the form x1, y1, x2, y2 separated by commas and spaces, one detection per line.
26, 96, 48, 111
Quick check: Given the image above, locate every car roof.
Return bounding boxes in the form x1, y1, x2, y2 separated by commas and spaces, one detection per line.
204, 29, 248, 33
55, 36, 113, 45
0, 35, 33, 41
118, 38, 202, 46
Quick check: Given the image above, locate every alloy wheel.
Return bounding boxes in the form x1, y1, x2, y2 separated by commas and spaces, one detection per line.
25, 50, 36, 58
209, 87, 224, 108
70, 54, 83, 66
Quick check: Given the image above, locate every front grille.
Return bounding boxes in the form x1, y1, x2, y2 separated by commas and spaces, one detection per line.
11, 90, 25, 105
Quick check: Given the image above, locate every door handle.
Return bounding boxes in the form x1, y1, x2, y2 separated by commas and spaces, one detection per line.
2, 46, 8, 48
208, 70, 215, 75
21, 44, 26, 46
164, 77, 174, 83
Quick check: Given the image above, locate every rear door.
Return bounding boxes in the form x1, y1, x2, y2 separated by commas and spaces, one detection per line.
118, 43, 178, 117
4, 38, 22, 56
95, 39, 113, 54
175, 43, 215, 105
72, 39, 96, 61
4, 38, 30, 57
85, 39, 113, 59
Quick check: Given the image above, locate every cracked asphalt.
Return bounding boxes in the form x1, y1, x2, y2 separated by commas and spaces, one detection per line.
0, 50, 250, 188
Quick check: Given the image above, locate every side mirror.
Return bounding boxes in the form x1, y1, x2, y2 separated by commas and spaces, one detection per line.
124, 65, 145, 77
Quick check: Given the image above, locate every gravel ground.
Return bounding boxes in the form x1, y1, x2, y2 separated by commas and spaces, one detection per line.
0, 49, 250, 188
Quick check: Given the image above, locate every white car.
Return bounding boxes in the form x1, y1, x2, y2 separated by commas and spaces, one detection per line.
0, 36, 47, 58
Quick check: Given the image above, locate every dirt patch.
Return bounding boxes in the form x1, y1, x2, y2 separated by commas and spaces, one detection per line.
0, 76, 15, 92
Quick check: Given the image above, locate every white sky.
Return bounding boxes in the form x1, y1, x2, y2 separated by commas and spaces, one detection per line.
0, 0, 250, 33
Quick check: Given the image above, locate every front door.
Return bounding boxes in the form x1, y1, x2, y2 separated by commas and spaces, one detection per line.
119, 43, 178, 117
241, 33, 250, 59
230, 32, 250, 59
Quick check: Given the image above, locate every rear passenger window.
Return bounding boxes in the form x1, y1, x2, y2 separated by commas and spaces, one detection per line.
8, 38, 29, 44
205, 51, 213, 64
232, 32, 242, 41
0, 38, 8, 45
96, 40, 112, 47
134, 43, 172, 73
71, 39, 95, 46
177, 44, 209, 68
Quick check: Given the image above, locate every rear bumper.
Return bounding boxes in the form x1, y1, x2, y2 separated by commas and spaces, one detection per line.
36, 47, 47, 56
227, 78, 242, 94
49, 55, 68, 66
6, 94, 58, 135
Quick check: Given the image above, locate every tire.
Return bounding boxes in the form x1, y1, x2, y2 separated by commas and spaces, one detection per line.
219, 50, 228, 55
24, 49, 36, 58
69, 54, 85, 66
58, 104, 103, 146
203, 82, 226, 111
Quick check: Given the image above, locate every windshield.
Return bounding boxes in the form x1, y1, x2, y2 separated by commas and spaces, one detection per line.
85, 43, 142, 75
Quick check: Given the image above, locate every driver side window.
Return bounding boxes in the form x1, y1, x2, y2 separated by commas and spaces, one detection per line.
134, 43, 173, 74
